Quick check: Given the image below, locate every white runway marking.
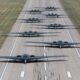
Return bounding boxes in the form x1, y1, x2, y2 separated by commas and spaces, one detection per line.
0, 31, 21, 80
44, 52, 46, 56
43, 46, 47, 80
67, 30, 80, 57
20, 71, 24, 78
44, 46, 46, 51
62, 18, 80, 57
61, 15, 80, 57
43, 46, 47, 72
44, 63, 47, 71
45, 75, 47, 80
67, 71, 72, 78
0, 0, 33, 80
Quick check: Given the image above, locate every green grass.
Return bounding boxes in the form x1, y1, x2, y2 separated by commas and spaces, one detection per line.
0, 0, 26, 47
60, 0, 80, 33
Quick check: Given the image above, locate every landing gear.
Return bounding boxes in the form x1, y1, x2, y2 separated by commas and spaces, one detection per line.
24, 60, 27, 64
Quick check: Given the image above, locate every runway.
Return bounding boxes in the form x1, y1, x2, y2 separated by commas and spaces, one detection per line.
0, 0, 80, 80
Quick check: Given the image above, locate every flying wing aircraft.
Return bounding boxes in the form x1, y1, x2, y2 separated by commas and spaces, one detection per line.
26, 9, 43, 14
26, 40, 80, 48
17, 18, 42, 23
45, 7, 59, 11
33, 24, 79, 29
0, 31, 59, 37
0, 54, 67, 64
17, 17, 55, 23
34, 6, 60, 11
43, 13, 66, 18
25, 18, 42, 23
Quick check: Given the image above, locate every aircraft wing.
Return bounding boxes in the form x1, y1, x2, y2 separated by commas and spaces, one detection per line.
67, 42, 80, 45
51, 42, 80, 45
33, 24, 48, 26
0, 56, 22, 60
17, 19, 28, 20
29, 55, 68, 60
26, 41, 51, 44
38, 32, 60, 34
39, 18, 56, 20
34, 7, 59, 9
51, 43, 60, 45
63, 25, 74, 27
9, 32, 23, 34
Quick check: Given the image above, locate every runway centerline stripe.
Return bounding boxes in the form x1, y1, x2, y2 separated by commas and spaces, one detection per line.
44, 46, 47, 80
44, 63, 47, 71
45, 75, 47, 80
67, 71, 72, 78
20, 71, 25, 78
44, 47, 47, 71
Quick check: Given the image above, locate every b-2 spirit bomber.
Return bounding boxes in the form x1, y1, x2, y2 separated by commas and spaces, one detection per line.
26, 18, 41, 23
36, 24, 78, 29
18, 18, 42, 23
17, 17, 56, 23
0, 31, 59, 37
44, 13, 64, 18
28, 9, 43, 14
44, 7, 59, 11
27, 40, 80, 48
35, 6, 59, 11
0, 54, 67, 64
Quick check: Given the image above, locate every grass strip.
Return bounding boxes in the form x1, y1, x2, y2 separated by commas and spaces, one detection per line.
60, 0, 80, 33
0, 0, 26, 47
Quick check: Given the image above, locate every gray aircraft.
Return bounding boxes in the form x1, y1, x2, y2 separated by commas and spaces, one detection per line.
44, 13, 64, 18
35, 24, 78, 29
26, 18, 41, 23
18, 18, 42, 23
34, 6, 59, 11
27, 10, 43, 14
0, 54, 67, 64
0, 31, 59, 37
17, 17, 56, 23
27, 40, 80, 48
45, 7, 59, 11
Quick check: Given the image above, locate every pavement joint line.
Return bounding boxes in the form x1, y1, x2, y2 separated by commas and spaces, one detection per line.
20, 71, 25, 78
67, 71, 72, 78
